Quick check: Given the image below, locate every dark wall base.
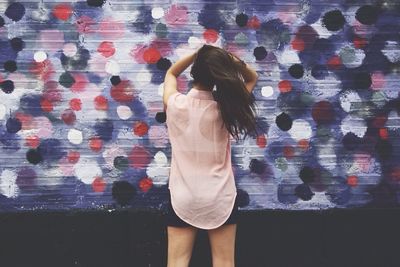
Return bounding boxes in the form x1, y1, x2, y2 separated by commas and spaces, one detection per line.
1, 208, 400, 267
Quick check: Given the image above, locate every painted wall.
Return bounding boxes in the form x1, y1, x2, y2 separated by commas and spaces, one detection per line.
0, 0, 399, 211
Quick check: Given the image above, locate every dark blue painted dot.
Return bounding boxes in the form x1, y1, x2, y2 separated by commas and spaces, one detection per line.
156, 58, 171, 71
353, 71, 372, 89
4, 60, 17, 72
253, 46, 267, 60
112, 181, 136, 206
275, 112, 292, 131
198, 4, 225, 31
20, 94, 44, 116
1, 80, 14, 94
277, 182, 298, 204
37, 138, 66, 162
16, 167, 36, 190
26, 149, 43, 165
235, 13, 248, 27
59, 72, 75, 88
249, 159, 267, 174
131, 5, 153, 34
325, 179, 351, 205
110, 75, 121, 85
155, 112, 166, 123
87, 0, 106, 7
6, 117, 22, 133
94, 118, 114, 141
356, 5, 379, 25
295, 184, 314, 201
5, 2, 26, 22
342, 132, 361, 150
299, 166, 315, 183
0, 16, 5, 27
322, 9, 346, 31
288, 64, 304, 79
236, 188, 250, 208
10, 37, 24, 51
375, 139, 392, 158
311, 64, 328, 79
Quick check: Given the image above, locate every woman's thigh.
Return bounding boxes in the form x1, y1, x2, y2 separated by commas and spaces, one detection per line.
207, 223, 237, 262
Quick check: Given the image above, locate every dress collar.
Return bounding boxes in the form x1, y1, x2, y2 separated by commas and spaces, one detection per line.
187, 88, 214, 100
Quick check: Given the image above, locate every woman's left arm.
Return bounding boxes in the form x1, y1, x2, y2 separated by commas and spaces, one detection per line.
162, 51, 197, 110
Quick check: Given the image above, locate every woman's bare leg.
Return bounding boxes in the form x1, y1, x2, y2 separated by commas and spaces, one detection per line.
167, 225, 198, 267
208, 223, 237, 267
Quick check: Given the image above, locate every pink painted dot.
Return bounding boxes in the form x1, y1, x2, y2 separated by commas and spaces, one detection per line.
97, 41, 116, 58
70, 73, 88, 93
98, 18, 126, 39
130, 44, 147, 64
76, 15, 96, 34
371, 71, 385, 90
164, 4, 188, 28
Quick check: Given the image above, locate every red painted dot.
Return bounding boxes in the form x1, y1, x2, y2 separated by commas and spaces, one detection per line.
379, 128, 389, 140
53, 4, 73, 21
143, 47, 161, 64
92, 176, 106, 192
70, 73, 88, 93
40, 98, 53, 112
139, 177, 153, 193
89, 136, 103, 152
247, 16, 261, 29
25, 135, 40, 148
278, 80, 292, 93
110, 80, 135, 103
67, 150, 80, 163
291, 37, 305, 51
61, 108, 76, 125
129, 145, 151, 168
203, 29, 219, 43
133, 121, 149, 137
347, 175, 358, 187
298, 139, 309, 151
256, 134, 267, 148
390, 167, 400, 182
311, 101, 335, 124
372, 115, 388, 128
353, 36, 368, 49
97, 41, 116, 58
15, 112, 33, 129
69, 98, 82, 111
94, 95, 108, 110
327, 55, 342, 70
283, 145, 295, 159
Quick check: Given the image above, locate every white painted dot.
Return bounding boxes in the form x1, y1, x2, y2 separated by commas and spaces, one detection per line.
105, 59, 120, 75
158, 83, 164, 96
339, 90, 361, 113
135, 69, 152, 86
67, 129, 83, 145
0, 104, 6, 120
154, 151, 168, 165
341, 115, 367, 138
151, 7, 165, 19
188, 36, 202, 49
0, 169, 19, 198
63, 43, 78, 57
74, 158, 102, 184
288, 119, 312, 141
117, 105, 133, 120
261, 86, 274, 98
34, 51, 47, 62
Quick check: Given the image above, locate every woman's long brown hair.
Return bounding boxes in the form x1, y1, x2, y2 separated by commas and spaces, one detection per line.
190, 44, 259, 141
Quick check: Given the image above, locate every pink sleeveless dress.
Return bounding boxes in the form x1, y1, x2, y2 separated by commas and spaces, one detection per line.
165, 87, 237, 230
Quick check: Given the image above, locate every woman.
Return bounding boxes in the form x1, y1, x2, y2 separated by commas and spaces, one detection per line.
162, 44, 259, 267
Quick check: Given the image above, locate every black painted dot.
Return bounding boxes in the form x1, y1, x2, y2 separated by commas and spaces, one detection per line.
288, 64, 304, 79
356, 5, 379, 25
10, 37, 24, 51
110, 75, 121, 85
322, 9, 346, 31
87, 0, 106, 7
235, 13, 248, 27
275, 112, 292, 131
295, 184, 314, 201
156, 58, 172, 71
6, 117, 22, 133
253, 46, 267, 60
353, 71, 372, 89
299, 166, 315, 184
155, 112, 166, 123
114, 156, 129, 171
26, 149, 43, 165
0, 16, 5, 27
1, 80, 14, 94
4, 60, 17, 72
59, 72, 75, 88
342, 132, 360, 150
249, 159, 266, 174
112, 181, 136, 206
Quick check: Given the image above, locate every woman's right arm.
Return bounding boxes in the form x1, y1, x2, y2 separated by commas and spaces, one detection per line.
230, 53, 259, 93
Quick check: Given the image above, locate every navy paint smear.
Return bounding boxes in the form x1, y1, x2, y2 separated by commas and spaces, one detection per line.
131, 5, 153, 34
0, 39, 18, 66
16, 167, 37, 191
295, 184, 314, 201
19, 94, 45, 116
256, 19, 290, 51
198, 4, 225, 31
37, 139, 66, 162
60, 47, 91, 70
5, 2, 26, 22
277, 182, 299, 204
94, 119, 114, 141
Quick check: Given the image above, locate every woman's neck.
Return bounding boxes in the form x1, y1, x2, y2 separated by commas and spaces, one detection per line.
193, 83, 212, 92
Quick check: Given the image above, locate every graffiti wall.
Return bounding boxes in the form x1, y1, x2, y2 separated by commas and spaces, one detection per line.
0, 0, 399, 211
